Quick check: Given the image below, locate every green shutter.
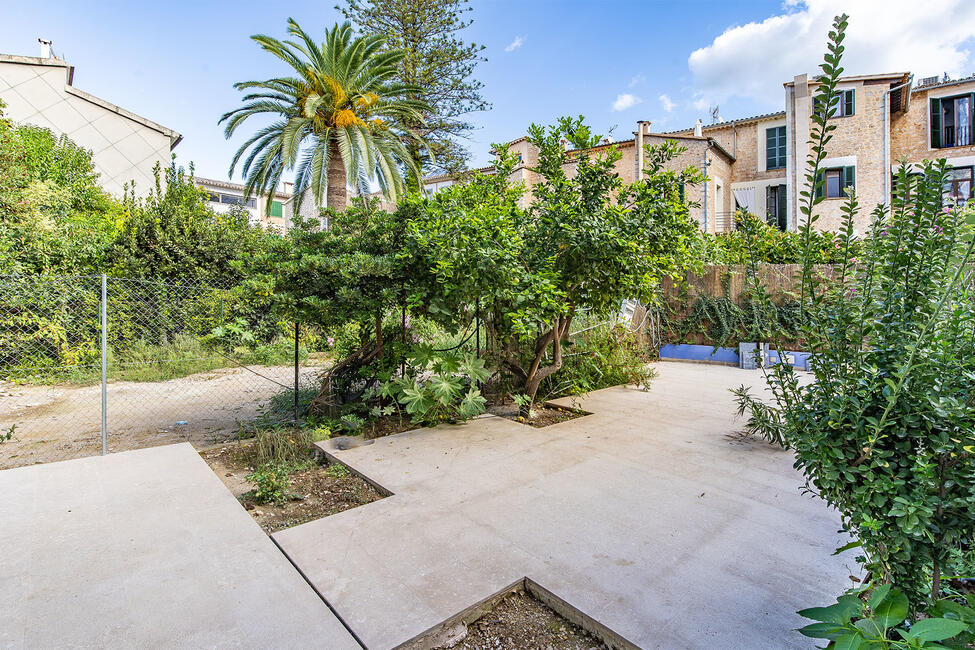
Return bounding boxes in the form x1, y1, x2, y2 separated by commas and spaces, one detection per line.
844, 166, 856, 192
844, 90, 855, 116
931, 97, 942, 148
815, 170, 825, 199
678, 183, 685, 202
777, 184, 788, 230
270, 200, 283, 218
766, 128, 775, 169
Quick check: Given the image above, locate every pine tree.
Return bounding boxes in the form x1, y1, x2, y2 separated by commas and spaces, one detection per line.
338, 0, 490, 178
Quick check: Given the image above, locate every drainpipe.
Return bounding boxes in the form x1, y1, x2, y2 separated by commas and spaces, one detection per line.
882, 74, 914, 206
702, 139, 715, 232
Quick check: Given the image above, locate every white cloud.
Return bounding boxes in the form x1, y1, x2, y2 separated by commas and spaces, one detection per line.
688, 0, 975, 109
658, 94, 675, 112
612, 93, 643, 112
628, 74, 646, 88
505, 36, 524, 52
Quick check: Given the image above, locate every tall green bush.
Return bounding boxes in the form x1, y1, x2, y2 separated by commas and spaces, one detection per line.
736, 15, 975, 620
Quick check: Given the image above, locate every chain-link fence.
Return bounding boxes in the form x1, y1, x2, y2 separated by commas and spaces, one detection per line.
1, 274, 326, 470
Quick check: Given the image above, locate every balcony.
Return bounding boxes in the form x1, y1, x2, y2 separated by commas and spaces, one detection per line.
713, 211, 736, 233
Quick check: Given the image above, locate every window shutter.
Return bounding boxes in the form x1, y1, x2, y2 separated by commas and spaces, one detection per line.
777, 184, 788, 230
815, 170, 825, 199
844, 166, 856, 191
678, 183, 685, 202
844, 90, 855, 116
766, 128, 775, 169
930, 97, 942, 148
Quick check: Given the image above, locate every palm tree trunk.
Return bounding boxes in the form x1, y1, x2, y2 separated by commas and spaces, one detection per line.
326, 140, 347, 211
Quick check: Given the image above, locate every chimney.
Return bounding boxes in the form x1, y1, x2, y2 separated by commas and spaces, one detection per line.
38, 38, 52, 59
283, 181, 294, 195
693, 119, 703, 138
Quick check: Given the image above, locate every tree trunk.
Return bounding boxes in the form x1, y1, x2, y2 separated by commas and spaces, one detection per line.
518, 311, 575, 416
326, 140, 347, 212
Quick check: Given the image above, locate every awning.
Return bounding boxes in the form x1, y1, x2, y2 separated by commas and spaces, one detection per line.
733, 187, 755, 215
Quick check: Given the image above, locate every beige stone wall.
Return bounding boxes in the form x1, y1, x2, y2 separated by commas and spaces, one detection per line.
641, 134, 734, 233
0, 56, 179, 198
787, 77, 890, 233
892, 81, 975, 166
503, 138, 637, 208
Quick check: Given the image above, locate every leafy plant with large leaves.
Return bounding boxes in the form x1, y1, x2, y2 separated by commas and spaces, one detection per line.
221, 19, 429, 211
735, 13, 975, 617
798, 585, 974, 648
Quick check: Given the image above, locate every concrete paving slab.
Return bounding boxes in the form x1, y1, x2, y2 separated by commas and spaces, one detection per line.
275, 362, 853, 649
0, 443, 360, 650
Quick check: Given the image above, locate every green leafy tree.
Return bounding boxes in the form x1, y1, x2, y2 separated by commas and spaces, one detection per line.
0, 108, 118, 275
409, 116, 704, 413
111, 160, 269, 284
221, 19, 428, 212
338, 0, 489, 176
239, 201, 413, 413
735, 14, 975, 611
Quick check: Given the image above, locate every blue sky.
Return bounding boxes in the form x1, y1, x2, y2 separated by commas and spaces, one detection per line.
4, 0, 974, 182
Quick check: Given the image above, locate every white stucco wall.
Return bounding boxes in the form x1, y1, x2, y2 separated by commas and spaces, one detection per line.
0, 55, 180, 197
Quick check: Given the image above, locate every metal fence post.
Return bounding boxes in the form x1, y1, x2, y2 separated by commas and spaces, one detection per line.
100, 274, 108, 455
294, 321, 300, 428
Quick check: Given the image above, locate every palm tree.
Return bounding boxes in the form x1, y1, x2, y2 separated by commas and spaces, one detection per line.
220, 20, 428, 212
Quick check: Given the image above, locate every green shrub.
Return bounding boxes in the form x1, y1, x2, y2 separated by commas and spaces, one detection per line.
798, 585, 974, 648
377, 347, 489, 426
704, 211, 862, 264
538, 323, 654, 400
245, 463, 293, 504
736, 15, 975, 608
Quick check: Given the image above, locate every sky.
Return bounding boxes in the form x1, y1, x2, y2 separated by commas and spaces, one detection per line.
3, 0, 975, 183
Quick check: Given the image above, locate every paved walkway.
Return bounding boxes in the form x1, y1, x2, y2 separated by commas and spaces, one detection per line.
0, 444, 359, 649
275, 362, 853, 649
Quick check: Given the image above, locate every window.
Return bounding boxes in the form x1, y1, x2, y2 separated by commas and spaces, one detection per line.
206, 190, 220, 203
766, 184, 788, 231
839, 89, 855, 116
931, 93, 974, 148
943, 167, 973, 207
813, 89, 855, 117
766, 126, 786, 170
815, 166, 855, 199
219, 193, 256, 208
269, 200, 283, 218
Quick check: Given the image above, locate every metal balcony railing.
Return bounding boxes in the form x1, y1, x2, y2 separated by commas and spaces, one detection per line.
713, 211, 736, 233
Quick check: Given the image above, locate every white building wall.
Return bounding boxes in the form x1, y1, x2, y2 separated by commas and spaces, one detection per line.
0, 56, 180, 197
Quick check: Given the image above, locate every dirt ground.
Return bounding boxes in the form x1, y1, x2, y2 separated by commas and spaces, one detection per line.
448, 590, 606, 650
0, 364, 324, 470
488, 403, 590, 428
200, 442, 383, 534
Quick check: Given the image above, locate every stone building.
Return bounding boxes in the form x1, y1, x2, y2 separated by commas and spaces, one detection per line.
0, 47, 181, 197
453, 70, 974, 234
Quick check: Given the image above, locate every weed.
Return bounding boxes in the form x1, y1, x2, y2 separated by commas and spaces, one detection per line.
244, 463, 293, 504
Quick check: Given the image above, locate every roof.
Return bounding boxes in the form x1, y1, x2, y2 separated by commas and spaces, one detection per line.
642, 132, 735, 162
0, 54, 182, 148
911, 74, 975, 93
784, 71, 910, 87
422, 165, 495, 184
564, 138, 635, 156
660, 111, 786, 135
194, 176, 290, 199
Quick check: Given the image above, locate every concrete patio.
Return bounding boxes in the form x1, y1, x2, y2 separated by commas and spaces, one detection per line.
275, 361, 853, 649
0, 362, 854, 649
0, 444, 359, 649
